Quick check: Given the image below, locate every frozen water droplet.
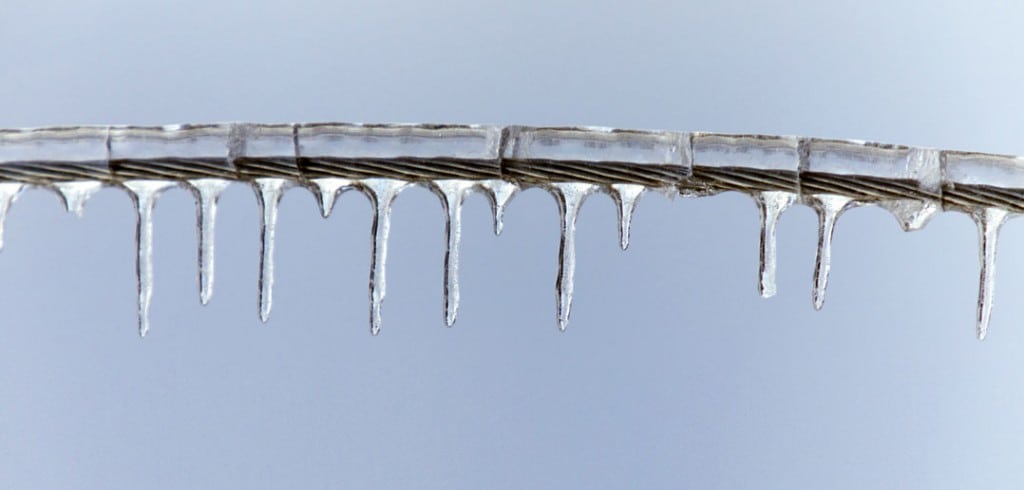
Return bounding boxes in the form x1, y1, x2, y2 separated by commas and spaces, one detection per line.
971, 207, 1009, 340
434, 180, 475, 326
123, 180, 175, 337
808, 194, 854, 310
311, 177, 353, 218
879, 199, 939, 232
189, 178, 231, 306
0, 183, 25, 252
609, 183, 644, 251
53, 181, 102, 218
363, 178, 410, 335
754, 191, 796, 298
254, 178, 291, 323
480, 179, 518, 235
550, 182, 598, 331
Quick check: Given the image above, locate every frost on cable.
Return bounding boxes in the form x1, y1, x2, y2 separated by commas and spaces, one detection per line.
0, 122, 1016, 339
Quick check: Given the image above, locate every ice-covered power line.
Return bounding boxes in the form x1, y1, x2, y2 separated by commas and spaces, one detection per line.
0, 123, 1014, 339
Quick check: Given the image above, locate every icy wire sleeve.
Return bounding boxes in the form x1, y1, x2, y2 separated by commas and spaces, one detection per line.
0, 123, 1013, 339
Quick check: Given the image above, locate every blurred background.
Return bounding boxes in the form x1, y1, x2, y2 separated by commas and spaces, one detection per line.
2, 1, 1024, 487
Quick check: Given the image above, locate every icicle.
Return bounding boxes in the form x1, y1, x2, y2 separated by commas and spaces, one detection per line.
253, 178, 291, 323
753, 191, 796, 298
609, 183, 644, 251
123, 180, 174, 337
0, 183, 24, 252
480, 179, 518, 235
971, 207, 1009, 340
188, 178, 231, 306
363, 178, 409, 335
311, 177, 353, 218
550, 182, 598, 331
808, 194, 854, 311
434, 180, 474, 326
53, 181, 102, 218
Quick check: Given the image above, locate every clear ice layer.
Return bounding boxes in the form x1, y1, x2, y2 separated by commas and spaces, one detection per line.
0, 122, 1020, 340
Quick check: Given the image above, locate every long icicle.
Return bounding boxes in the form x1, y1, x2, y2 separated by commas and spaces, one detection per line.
754, 191, 796, 298
254, 178, 290, 323
435, 180, 474, 327
972, 207, 1010, 340
550, 182, 598, 331
189, 178, 231, 305
363, 178, 409, 335
809, 194, 853, 311
123, 180, 175, 337
0, 183, 24, 252
609, 183, 645, 251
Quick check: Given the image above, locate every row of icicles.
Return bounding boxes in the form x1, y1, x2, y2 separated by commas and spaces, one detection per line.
0, 177, 1004, 339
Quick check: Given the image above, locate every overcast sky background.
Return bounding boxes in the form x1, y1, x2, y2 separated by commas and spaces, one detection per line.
3, 1, 1024, 488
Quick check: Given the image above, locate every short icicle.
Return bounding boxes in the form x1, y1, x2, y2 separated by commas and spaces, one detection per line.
436, 180, 475, 326
550, 182, 598, 331
254, 178, 291, 323
363, 178, 409, 335
809, 194, 854, 311
189, 178, 232, 306
0, 183, 24, 252
754, 191, 796, 298
972, 207, 1010, 340
609, 183, 644, 251
480, 179, 518, 235
53, 181, 102, 218
312, 177, 353, 218
123, 180, 175, 337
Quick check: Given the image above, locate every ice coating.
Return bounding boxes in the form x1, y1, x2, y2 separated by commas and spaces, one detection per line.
691, 133, 800, 173
549, 182, 599, 331
298, 123, 502, 161
504, 126, 689, 170
942, 151, 1024, 190
123, 180, 175, 337
0, 126, 110, 167
110, 124, 232, 161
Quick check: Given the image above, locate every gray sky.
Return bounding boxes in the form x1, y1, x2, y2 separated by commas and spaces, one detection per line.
2, 1, 1024, 488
